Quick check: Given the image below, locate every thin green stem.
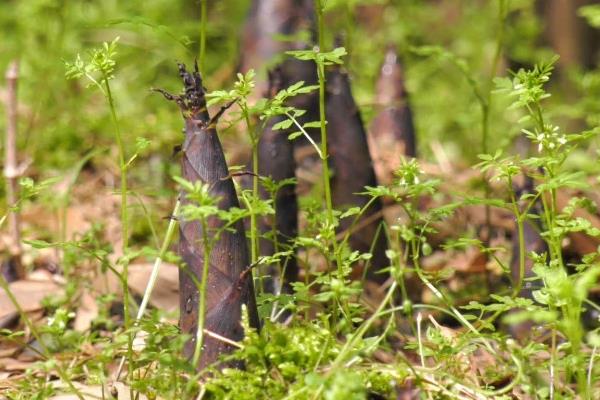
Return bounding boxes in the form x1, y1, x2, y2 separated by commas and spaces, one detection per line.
314, 0, 345, 299
314, 0, 333, 224
317, 66, 333, 226
482, 0, 508, 155
199, 0, 207, 74
482, 0, 507, 243
193, 218, 212, 367
587, 345, 597, 399
114, 200, 181, 380
103, 77, 133, 389
409, 229, 495, 354
241, 108, 260, 290
508, 176, 527, 297
514, 214, 526, 297
285, 111, 322, 159
329, 280, 398, 370
252, 145, 259, 252
103, 79, 128, 253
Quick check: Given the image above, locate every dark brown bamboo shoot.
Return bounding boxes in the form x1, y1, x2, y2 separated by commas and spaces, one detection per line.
326, 66, 389, 284
240, 0, 314, 78
164, 63, 260, 369
240, 0, 319, 130
369, 48, 417, 184
257, 68, 299, 296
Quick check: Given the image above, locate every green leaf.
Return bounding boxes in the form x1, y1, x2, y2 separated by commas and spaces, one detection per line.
272, 119, 294, 131
288, 131, 303, 140
578, 4, 600, 28
340, 207, 360, 219
303, 121, 322, 129
25, 239, 53, 249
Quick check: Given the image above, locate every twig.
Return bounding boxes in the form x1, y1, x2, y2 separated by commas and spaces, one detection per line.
203, 329, 243, 349
4, 60, 24, 279
114, 199, 181, 381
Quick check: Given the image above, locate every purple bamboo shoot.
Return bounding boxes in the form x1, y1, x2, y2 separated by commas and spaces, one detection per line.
369, 47, 417, 184
326, 66, 389, 283
162, 63, 260, 369
257, 68, 299, 295
240, 0, 319, 144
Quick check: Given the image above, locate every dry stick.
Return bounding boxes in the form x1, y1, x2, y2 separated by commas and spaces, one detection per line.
114, 199, 181, 380
4, 61, 24, 279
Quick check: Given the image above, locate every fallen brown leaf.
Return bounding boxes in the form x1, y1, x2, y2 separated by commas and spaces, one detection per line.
0, 277, 63, 323
127, 263, 179, 313
73, 291, 99, 332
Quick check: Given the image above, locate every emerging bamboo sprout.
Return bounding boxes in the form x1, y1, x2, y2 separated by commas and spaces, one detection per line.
369, 47, 417, 184
240, 0, 314, 79
326, 66, 389, 284
257, 68, 298, 295
159, 63, 260, 369
240, 0, 319, 129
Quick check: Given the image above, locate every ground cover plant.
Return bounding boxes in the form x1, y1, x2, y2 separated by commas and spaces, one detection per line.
2, 0, 600, 399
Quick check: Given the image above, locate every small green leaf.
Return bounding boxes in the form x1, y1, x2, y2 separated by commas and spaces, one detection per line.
273, 119, 294, 131
288, 131, 303, 140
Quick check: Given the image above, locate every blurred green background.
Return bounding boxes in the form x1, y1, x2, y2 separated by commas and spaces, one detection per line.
1, 0, 599, 198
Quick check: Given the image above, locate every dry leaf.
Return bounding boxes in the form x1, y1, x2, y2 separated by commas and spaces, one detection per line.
0, 278, 63, 322
127, 263, 179, 313
73, 291, 99, 332
0, 357, 34, 371
49, 381, 149, 400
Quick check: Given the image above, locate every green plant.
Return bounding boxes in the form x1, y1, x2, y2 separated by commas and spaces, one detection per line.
471, 57, 600, 397
5, 1, 600, 399
64, 38, 140, 391
206, 68, 318, 293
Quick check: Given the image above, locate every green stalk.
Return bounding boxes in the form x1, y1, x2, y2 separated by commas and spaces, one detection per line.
138, 200, 180, 318
530, 101, 588, 394
329, 280, 398, 370
192, 218, 212, 367
314, 0, 339, 265
315, 0, 334, 223
103, 77, 133, 387
508, 176, 526, 297
482, 0, 507, 155
199, 0, 207, 73
408, 223, 495, 354
103, 79, 128, 253
482, 0, 507, 243
239, 108, 261, 295
242, 109, 259, 268
514, 214, 526, 297
314, 0, 349, 325
114, 200, 181, 380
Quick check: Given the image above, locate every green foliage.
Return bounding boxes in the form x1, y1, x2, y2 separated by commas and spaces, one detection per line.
203, 316, 394, 399
578, 4, 600, 28
3, 1, 600, 399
